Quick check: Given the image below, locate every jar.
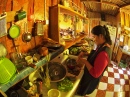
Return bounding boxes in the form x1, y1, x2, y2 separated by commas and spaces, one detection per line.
63, 0, 69, 7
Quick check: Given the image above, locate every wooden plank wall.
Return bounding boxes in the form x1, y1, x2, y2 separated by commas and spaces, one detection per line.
0, 0, 51, 58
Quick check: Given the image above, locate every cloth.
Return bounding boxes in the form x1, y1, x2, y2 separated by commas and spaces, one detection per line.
76, 44, 111, 96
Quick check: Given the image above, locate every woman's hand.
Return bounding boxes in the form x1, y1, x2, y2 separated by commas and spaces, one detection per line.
77, 52, 86, 67
78, 52, 85, 58
77, 55, 92, 71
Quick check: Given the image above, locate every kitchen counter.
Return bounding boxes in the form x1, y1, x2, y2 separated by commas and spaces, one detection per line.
41, 51, 84, 97
0, 46, 64, 92
42, 70, 84, 97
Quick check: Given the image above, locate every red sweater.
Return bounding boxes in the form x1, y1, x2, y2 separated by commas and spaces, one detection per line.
89, 51, 109, 78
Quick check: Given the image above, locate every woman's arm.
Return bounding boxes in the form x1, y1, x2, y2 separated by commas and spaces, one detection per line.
77, 51, 108, 78
78, 58, 92, 71
89, 51, 109, 78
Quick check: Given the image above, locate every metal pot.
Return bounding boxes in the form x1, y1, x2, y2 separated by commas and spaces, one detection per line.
48, 62, 67, 82
65, 58, 77, 70
22, 22, 32, 42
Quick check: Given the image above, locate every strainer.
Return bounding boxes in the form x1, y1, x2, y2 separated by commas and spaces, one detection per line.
0, 58, 16, 84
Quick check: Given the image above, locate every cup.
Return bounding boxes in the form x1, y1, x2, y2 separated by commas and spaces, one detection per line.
25, 56, 33, 65
17, 11, 26, 20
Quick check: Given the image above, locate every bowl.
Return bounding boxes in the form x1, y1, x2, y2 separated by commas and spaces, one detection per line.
25, 56, 33, 65
65, 58, 77, 69
48, 62, 66, 82
48, 89, 60, 97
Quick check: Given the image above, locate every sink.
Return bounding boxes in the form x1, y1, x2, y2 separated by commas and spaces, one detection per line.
47, 49, 84, 97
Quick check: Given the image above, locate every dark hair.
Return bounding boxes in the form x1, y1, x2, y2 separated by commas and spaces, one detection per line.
91, 25, 112, 45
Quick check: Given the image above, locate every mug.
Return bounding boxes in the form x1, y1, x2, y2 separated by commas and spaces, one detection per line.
25, 56, 33, 65
17, 11, 26, 20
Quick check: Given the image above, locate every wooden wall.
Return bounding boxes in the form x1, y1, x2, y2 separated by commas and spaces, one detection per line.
0, 0, 88, 58
0, 0, 51, 58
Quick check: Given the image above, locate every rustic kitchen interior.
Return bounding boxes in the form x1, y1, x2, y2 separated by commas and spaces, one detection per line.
0, 0, 130, 97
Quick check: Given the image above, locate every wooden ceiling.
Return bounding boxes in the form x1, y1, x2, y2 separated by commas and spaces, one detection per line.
81, 0, 130, 16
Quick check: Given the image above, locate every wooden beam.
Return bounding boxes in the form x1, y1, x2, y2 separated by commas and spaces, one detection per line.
120, 3, 130, 8
80, 0, 100, 2
101, 1, 119, 8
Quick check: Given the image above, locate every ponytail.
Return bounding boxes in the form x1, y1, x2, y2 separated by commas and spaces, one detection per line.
103, 25, 112, 45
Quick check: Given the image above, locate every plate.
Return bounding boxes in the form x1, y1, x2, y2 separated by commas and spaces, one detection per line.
9, 25, 20, 39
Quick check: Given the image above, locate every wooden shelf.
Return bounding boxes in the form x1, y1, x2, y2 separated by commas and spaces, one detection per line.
64, 35, 86, 49
49, 4, 88, 43
58, 4, 88, 20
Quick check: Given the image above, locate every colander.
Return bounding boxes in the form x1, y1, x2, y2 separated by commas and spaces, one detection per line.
0, 58, 16, 84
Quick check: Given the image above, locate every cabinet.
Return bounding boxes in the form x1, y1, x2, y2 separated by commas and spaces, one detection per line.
48, 4, 88, 43
116, 47, 130, 65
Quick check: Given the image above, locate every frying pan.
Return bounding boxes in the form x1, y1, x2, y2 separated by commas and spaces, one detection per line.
44, 43, 61, 49
9, 24, 20, 39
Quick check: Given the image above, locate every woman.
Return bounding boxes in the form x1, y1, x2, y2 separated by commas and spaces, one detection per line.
76, 25, 112, 96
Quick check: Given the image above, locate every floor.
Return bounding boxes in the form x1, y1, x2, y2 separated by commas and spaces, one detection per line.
75, 61, 130, 97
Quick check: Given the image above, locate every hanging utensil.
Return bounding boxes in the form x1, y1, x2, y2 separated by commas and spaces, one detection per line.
9, 25, 20, 39
0, 43, 7, 58
27, 0, 34, 21
22, 22, 32, 42
0, 0, 7, 37
8, 0, 21, 55
34, 20, 44, 36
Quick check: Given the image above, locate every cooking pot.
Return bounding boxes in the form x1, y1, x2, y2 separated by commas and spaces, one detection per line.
65, 58, 77, 70
48, 62, 66, 82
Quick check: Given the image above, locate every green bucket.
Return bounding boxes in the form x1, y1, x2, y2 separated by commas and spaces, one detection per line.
0, 58, 16, 84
